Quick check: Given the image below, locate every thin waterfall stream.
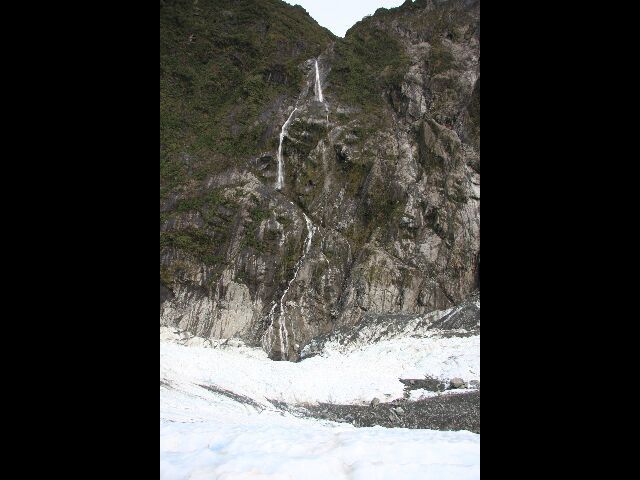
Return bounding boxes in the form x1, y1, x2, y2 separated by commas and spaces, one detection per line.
315, 59, 323, 102
263, 57, 325, 358
275, 108, 298, 191
262, 210, 316, 360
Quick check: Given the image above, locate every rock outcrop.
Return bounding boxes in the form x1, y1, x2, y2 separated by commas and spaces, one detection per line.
160, 0, 480, 361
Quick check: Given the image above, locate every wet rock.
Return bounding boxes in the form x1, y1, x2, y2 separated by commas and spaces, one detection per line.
160, 0, 480, 361
334, 144, 350, 163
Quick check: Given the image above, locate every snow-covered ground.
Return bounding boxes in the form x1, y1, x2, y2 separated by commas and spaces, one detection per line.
161, 326, 479, 405
160, 326, 480, 479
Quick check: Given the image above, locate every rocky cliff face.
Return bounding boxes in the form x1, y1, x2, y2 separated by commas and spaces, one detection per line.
160, 0, 480, 361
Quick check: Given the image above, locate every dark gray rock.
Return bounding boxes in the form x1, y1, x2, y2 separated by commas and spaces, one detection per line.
300, 391, 480, 433
160, 0, 480, 362
400, 376, 446, 393
429, 291, 480, 332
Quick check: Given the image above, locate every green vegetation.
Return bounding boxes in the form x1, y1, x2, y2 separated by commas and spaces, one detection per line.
160, 187, 240, 267
160, 0, 334, 197
160, 228, 223, 266
276, 215, 292, 228
342, 161, 370, 197
160, 0, 477, 279
326, 14, 412, 212
329, 22, 410, 114
161, 262, 185, 287
250, 206, 270, 223
428, 41, 456, 75
160, 264, 173, 286
240, 203, 273, 254
171, 188, 237, 224
363, 176, 405, 227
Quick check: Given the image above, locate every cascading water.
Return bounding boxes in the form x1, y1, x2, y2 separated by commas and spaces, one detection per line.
314, 59, 323, 103
262, 210, 316, 360
276, 59, 325, 193
275, 108, 298, 191
262, 57, 325, 358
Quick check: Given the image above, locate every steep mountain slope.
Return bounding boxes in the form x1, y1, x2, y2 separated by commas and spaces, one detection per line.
160, 0, 480, 361
160, 0, 335, 191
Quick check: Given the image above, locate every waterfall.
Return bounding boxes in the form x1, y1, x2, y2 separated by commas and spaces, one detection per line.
262, 211, 316, 360
275, 108, 298, 191
314, 59, 323, 103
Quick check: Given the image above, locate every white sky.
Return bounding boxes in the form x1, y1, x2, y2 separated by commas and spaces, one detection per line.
282, 0, 407, 38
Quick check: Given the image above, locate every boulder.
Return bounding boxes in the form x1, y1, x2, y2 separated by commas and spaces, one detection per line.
450, 378, 466, 389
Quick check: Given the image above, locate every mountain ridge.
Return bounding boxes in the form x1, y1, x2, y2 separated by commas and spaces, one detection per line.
160, 0, 480, 361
